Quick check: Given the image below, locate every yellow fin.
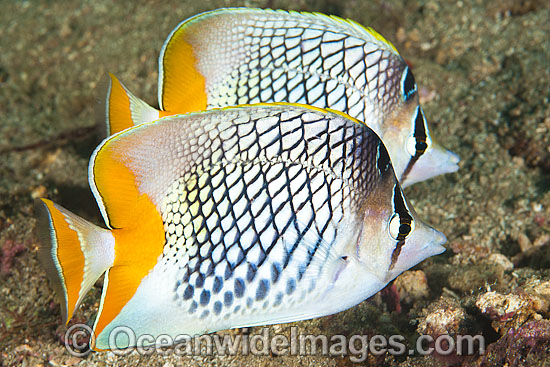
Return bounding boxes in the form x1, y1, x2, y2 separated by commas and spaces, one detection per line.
158, 22, 207, 113
105, 73, 134, 135
92, 195, 165, 345
106, 73, 161, 135
88, 133, 166, 345
36, 199, 115, 323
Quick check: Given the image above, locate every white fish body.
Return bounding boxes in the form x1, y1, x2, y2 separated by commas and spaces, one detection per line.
38, 104, 445, 350
106, 8, 459, 187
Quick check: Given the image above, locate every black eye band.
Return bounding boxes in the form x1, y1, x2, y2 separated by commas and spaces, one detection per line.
400, 107, 429, 182
402, 67, 417, 101
413, 107, 428, 155
392, 184, 413, 239
389, 185, 413, 270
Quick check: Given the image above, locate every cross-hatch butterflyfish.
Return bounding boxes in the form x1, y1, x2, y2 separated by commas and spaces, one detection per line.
38, 103, 446, 351
105, 8, 459, 188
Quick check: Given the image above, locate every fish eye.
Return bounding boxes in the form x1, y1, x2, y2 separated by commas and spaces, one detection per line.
401, 67, 417, 101
406, 134, 430, 157
388, 213, 415, 241
388, 214, 401, 240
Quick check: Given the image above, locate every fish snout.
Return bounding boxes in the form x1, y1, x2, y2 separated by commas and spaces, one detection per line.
402, 143, 460, 187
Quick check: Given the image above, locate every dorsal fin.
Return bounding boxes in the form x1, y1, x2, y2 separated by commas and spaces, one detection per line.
105, 73, 162, 136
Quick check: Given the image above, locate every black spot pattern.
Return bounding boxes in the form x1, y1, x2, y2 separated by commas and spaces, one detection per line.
200, 290, 211, 306
256, 279, 270, 301
274, 292, 284, 307
246, 263, 257, 283
213, 276, 223, 294
271, 263, 281, 283
234, 278, 245, 298
286, 278, 296, 295
213, 301, 222, 315
195, 273, 204, 288
224, 291, 234, 307
204, 11, 407, 124
158, 105, 392, 322
188, 301, 197, 314
183, 285, 194, 300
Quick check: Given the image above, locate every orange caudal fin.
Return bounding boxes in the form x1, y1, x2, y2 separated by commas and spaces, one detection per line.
105, 73, 161, 135
36, 199, 115, 323
158, 22, 207, 113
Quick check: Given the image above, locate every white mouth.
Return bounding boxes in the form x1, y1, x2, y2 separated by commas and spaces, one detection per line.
424, 228, 447, 255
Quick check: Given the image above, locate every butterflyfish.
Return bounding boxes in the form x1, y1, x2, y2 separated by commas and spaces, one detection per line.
38, 103, 446, 350
105, 8, 459, 187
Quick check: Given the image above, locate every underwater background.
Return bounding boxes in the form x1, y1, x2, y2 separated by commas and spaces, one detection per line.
1, 0, 549, 366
